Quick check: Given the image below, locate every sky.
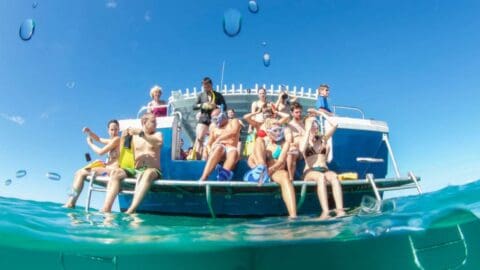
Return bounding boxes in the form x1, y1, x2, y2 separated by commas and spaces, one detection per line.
0, 0, 479, 209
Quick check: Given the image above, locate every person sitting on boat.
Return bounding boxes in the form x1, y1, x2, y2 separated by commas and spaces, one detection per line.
64, 120, 120, 208
101, 113, 164, 214
227, 108, 244, 156
285, 102, 305, 182
315, 84, 333, 116
199, 108, 241, 181
244, 118, 297, 218
190, 77, 227, 160
147, 85, 168, 117
249, 87, 268, 133
243, 103, 290, 160
243, 103, 290, 138
275, 90, 297, 114
300, 109, 345, 219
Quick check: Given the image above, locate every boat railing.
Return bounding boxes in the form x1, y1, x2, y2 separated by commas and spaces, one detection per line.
170, 83, 318, 100
332, 105, 365, 119
85, 172, 421, 217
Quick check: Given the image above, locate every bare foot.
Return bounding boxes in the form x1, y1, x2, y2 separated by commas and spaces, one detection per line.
125, 208, 136, 214
318, 213, 330, 220
62, 202, 74, 208
335, 209, 346, 218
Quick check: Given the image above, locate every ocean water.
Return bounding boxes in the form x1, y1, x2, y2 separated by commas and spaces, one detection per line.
2, 181, 480, 270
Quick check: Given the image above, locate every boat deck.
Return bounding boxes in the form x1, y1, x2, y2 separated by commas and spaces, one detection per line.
85, 174, 421, 217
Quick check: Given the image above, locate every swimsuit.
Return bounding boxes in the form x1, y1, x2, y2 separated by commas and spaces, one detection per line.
123, 166, 162, 179
302, 166, 329, 179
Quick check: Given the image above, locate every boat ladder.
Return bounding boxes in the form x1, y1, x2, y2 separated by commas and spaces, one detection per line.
84, 171, 142, 213
408, 224, 468, 270
366, 171, 423, 202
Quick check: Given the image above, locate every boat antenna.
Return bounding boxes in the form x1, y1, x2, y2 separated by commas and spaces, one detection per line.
220, 60, 226, 90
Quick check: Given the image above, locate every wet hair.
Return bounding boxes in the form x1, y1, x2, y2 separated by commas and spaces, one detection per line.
290, 101, 303, 112
319, 84, 329, 88
203, 77, 213, 85
150, 85, 162, 98
141, 112, 156, 124
107, 119, 119, 127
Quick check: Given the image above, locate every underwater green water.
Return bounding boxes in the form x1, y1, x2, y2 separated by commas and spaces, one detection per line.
2, 180, 480, 269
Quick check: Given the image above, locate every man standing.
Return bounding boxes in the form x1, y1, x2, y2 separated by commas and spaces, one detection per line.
199, 109, 241, 181
191, 77, 227, 160
101, 113, 163, 214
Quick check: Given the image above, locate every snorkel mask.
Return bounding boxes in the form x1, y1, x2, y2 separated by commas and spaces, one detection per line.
215, 112, 228, 127
268, 126, 285, 142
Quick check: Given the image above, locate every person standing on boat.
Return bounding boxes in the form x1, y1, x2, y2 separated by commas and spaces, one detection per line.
64, 120, 120, 208
300, 109, 345, 219
199, 108, 241, 181
245, 118, 297, 218
285, 102, 305, 182
191, 77, 227, 160
101, 113, 163, 214
315, 84, 333, 116
147, 85, 168, 117
275, 90, 297, 114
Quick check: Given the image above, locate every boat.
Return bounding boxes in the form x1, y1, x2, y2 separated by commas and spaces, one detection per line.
85, 84, 422, 217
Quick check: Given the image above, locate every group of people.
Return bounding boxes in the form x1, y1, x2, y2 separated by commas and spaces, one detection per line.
64, 77, 344, 219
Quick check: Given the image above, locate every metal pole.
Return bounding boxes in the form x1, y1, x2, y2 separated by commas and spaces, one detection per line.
382, 133, 401, 178
220, 60, 225, 89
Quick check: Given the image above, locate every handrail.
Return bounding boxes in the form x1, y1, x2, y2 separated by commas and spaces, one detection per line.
332, 105, 365, 119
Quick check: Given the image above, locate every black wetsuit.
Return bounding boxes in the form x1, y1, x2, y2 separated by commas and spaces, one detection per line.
192, 90, 227, 125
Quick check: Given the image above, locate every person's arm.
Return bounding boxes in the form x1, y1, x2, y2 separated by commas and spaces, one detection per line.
284, 126, 293, 144
127, 128, 163, 147
193, 93, 203, 110
83, 127, 100, 142
322, 114, 338, 141
87, 136, 120, 156
276, 110, 291, 125
289, 94, 298, 103
142, 131, 163, 147
268, 142, 290, 174
299, 118, 314, 154
306, 109, 338, 139
243, 111, 262, 130
251, 101, 258, 114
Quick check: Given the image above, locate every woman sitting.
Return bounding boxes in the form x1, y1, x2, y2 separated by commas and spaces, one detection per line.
300, 109, 345, 219
245, 118, 297, 218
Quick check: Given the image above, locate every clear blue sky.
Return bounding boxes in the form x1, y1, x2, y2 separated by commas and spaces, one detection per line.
1, 0, 479, 208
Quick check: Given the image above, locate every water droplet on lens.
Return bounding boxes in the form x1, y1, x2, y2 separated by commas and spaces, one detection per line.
5, 179, 12, 186
66, 81, 76, 89
32, 2, 38, 8
46, 172, 61, 181
263, 53, 271, 67
19, 19, 35, 41
261, 41, 267, 47
16, 170, 27, 178
223, 9, 242, 37
248, 0, 259, 13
